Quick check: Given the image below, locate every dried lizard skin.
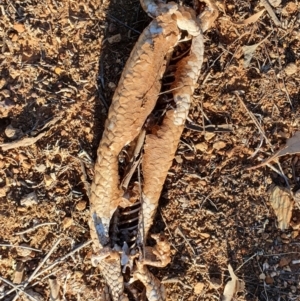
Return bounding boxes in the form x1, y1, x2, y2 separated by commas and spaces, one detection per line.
89, 1, 218, 300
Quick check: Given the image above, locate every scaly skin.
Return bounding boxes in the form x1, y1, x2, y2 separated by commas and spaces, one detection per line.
89, 1, 219, 300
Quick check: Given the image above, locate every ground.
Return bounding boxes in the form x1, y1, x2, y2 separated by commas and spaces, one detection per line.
0, 0, 300, 300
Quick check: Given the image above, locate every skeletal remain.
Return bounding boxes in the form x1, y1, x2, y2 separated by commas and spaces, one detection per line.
89, 1, 218, 300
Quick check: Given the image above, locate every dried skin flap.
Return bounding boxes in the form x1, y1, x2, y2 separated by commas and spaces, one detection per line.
89, 14, 180, 251
269, 186, 294, 230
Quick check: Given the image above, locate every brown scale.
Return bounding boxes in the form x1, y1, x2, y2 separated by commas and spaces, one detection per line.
109, 36, 193, 255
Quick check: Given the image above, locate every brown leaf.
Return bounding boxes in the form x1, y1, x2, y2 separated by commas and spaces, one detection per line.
248, 132, 300, 169
269, 186, 293, 230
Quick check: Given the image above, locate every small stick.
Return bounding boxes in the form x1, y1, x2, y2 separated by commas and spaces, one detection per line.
175, 227, 196, 255
235, 92, 273, 149
235, 252, 257, 272
260, 0, 281, 27
15, 222, 57, 235
11, 238, 63, 301
0, 244, 42, 253
32, 240, 92, 281
0, 276, 39, 301
162, 278, 192, 290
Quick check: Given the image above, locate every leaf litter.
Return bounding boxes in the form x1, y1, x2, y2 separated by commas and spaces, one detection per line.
0, 0, 300, 300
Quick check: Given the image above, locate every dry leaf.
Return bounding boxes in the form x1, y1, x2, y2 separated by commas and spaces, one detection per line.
222, 264, 244, 301
276, 132, 300, 157
243, 33, 271, 68
243, 44, 261, 68
269, 186, 293, 230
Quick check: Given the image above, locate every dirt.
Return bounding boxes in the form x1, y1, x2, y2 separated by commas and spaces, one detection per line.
0, 0, 300, 300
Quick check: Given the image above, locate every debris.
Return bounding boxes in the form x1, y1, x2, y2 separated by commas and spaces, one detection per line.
195, 142, 208, 152
284, 63, 298, 76
54, 67, 63, 75
282, 2, 298, 16
269, 0, 281, 7
13, 23, 25, 33
213, 141, 226, 150
44, 174, 54, 187
222, 264, 244, 301
0, 99, 15, 117
107, 33, 121, 44
234, 9, 265, 25
0, 116, 61, 151
279, 257, 291, 267
269, 186, 293, 230
62, 217, 73, 229
248, 132, 300, 169
76, 201, 87, 211
194, 282, 204, 294
13, 262, 25, 284
265, 275, 274, 284
242, 32, 272, 68
260, 0, 281, 26
16, 244, 34, 257
49, 276, 60, 301
21, 192, 38, 207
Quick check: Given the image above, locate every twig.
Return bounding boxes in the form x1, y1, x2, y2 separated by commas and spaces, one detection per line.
162, 277, 192, 290
0, 116, 61, 151
137, 164, 146, 260
175, 227, 196, 255
11, 238, 62, 301
32, 240, 92, 281
0, 244, 42, 253
159, 210, 178, 252
260, 0, 281, 27
235, 92, 273, 149
14, 222, 57, 235
0, 276, 39, 301
235, 253, 257, 272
